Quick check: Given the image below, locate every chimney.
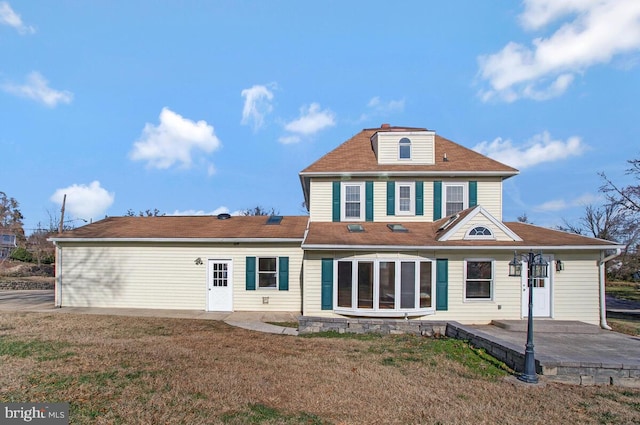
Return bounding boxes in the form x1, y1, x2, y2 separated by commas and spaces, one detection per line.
381, 123, 390, 129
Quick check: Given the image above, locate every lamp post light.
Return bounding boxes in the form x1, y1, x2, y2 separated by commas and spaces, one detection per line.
509, 250, 549, 384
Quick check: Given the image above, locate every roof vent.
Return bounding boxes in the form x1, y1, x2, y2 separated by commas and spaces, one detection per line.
381, 123, 390, 129
217, 213, 231, 220
347, 224, 364, 232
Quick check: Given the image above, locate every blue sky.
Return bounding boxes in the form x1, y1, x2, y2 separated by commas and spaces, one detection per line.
2, 1, 639, 233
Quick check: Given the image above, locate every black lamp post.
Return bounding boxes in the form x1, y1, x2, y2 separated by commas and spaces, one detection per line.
509, 250, 549, 384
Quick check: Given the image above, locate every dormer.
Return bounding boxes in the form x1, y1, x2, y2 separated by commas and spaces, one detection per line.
370, 124, 436, 165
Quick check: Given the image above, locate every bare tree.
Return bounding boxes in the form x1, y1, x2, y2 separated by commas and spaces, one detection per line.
125, 209, 165, 217
241, 206, 279, 216
0, 191, 25, 245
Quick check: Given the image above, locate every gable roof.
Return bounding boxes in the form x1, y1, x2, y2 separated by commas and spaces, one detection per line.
437, 205, 522, 242
50, 216, 309, 242
300, 125, 519, 175
302, 218, 622, 251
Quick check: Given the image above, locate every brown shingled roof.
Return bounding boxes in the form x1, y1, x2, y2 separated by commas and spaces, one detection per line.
300, 126, 518, 175
303, 220, 620, 249
51, 216, 309, 240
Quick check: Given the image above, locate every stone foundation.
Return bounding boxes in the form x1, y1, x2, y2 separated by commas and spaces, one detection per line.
0, 280, 54, 290
298, 316, 448, 337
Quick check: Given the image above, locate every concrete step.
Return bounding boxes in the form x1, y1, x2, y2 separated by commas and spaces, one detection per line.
491, 320, 601, 334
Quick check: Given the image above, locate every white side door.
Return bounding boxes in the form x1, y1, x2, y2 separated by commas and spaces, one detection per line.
207, 260, 233, 312
521, 258, 552, 318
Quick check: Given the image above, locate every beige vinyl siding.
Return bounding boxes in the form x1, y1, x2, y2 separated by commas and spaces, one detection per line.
58, 242, 303, 312
476, 178, 502, 220
447, 218, 515, 242
308, 179, 333, 222
374, 132, 435, 165
551, 254, 601, 325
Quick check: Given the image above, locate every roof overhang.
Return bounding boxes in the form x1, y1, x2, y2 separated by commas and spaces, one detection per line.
299, 170, 519, 178
301, 244, 624, 251
50, 237, 304, 244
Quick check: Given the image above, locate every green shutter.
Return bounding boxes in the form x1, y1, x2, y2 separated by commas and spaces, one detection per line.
278, 257, 289, 291
433, 181, 442, 220
416, 181, 424, 216
246, 256, 256, 291
321, 258, 333, 310
436, 259, 448, 311
365, 181, 374, 222
387, 181, 395, 216
332, 181, 340, 222
469, 181, 477, 208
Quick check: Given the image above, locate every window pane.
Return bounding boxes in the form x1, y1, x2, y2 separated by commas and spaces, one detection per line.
259, 257, 276, 272
379, 262, 395, 309
400, 262, 415, 309
345, 202, 360, 218
420, 262, 432, 308
399, 186, 411, 212
447, 186, 463, 202
345, 185, 360, 201
399, 138, 411, 159
467, 261, 491, 279
357, 262, 373, 309
337, 262, 353, 308
466, 280, 491, 298
258, 273, 277, 288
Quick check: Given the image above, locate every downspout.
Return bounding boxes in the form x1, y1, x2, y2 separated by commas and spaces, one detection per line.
599, 248, 622, 330
54, 242, 62, 308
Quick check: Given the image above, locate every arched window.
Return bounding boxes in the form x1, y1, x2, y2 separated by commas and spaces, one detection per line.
399, 138, 411, 159
466, 226, 494, 239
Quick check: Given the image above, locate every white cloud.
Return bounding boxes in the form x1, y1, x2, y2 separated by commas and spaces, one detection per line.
477, 0, 640, 102
240, 84, 275, 131
2, 72, 73, 107
0, 2, 35, 34
473, 131, 585, 169
280, 103, 335, 144
130, 107, 221, 170
534, 192, 602, 212
170, 206, 242, 216
358, 96, 405, 122
50, 181, 115, 220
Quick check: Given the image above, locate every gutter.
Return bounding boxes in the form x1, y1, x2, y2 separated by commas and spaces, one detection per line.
599, 247, 623, 330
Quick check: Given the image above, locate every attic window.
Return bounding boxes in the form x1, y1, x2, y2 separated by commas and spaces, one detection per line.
399, 138, 411, 159
465, 226, 495, 240
266, 215, 283, 225
347, 224, 364, 232
387, 224, 408, 233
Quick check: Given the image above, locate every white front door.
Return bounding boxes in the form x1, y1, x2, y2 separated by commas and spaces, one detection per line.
521, 258, 552, 317
207, 260, 233, 312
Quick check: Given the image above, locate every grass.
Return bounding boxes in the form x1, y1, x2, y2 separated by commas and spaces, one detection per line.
265, 321, 299, 329
607, 281, 640, 302
1, 313, 639, 424
608, 317, 640, 336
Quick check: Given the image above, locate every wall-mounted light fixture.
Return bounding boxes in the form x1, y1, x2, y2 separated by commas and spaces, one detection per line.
194, 257, 203, 265
556, 260, 564, 272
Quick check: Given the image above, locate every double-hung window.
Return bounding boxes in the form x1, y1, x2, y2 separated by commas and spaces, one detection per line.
258, 257, 277, 289
443, 183, 466, 217
395, 182, 415, 215
341, 182, 365, 221
465, 259, 493, 300
398, 137, 411, 159
336, 258, 434, 316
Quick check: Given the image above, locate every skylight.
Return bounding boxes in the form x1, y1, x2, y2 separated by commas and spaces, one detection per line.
266, 215, 283, 225
347, 224, 364, 232
437, 214, 459, 232
387, 224, 408, 233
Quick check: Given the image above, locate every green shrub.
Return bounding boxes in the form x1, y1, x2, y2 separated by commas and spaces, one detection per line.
9, 247, 33, 263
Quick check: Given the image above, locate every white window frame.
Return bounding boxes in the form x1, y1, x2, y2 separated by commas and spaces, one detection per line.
464, 225, 495, 240
442, 182, 468, 218
395, 181, 415, 216
334, 257, 436, 317
398, 137, 411, 160
341, 182, 365, 221
257, 256, 278, 290
464, 258, 494, 301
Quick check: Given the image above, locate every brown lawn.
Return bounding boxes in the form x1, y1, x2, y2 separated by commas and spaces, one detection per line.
1, 312, 639, 424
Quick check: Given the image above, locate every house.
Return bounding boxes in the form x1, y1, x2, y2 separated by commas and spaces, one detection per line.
50, 125, 624, 327
0, 233, 17, 259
